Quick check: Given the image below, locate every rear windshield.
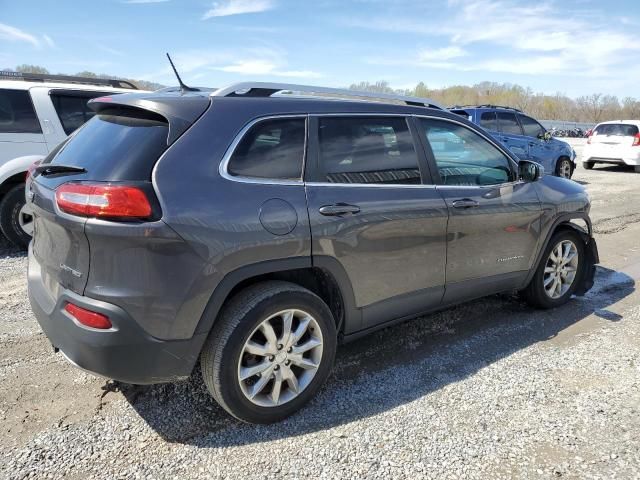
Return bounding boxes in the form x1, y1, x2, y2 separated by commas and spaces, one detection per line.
594, 124, 639, 136
47, 107, 169, 181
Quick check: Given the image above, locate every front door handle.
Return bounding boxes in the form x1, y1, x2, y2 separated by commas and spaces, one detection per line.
452, 199, 479, 209
319, 204, 361, 216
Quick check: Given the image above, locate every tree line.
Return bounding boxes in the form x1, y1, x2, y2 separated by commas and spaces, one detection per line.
350, 81, 640, 124
6, 64, 165, 92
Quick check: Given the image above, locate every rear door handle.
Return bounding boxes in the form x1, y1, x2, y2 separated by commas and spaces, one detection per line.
319, 204, 361, 216
452, 199, 479, 209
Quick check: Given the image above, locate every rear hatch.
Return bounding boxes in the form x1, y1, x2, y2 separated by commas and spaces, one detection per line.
588, 123, 639, 158
28, 92, 210, 296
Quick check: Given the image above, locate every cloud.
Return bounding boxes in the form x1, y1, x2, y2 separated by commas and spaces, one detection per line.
0, 23, 40, 48
348, 0, 640, 80
202, 0, 274, 19
42, 34, 55, 48
219, 59, 321, 78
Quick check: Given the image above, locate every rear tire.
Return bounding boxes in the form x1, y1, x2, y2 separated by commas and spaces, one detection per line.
200, 281, 337, 424
522, 230, 585, 309
582, 161, 594, 170
0, 183, 32, 249
634, 166, 640, 173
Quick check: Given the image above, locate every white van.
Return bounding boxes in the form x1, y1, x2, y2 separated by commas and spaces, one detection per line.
0, 71, 142, 247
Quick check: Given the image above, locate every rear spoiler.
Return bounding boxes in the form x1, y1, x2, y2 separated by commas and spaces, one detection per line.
89, 92, 210, 144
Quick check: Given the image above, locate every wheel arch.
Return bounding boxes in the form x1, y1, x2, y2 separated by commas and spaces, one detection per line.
193, 256, 360, 341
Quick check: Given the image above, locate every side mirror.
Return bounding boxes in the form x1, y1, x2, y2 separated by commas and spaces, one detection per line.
519, 160, 543, 182
537, 131, 552, 141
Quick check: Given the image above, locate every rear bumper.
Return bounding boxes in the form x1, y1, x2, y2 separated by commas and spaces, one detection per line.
27, 244, 207, 384
584, 148, 640, 166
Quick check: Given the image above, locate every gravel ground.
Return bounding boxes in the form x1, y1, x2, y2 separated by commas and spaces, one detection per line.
1, 139, 639, 479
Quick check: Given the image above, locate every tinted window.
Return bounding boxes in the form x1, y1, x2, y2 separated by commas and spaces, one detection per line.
318, 117, 420, 184
480, 111, 497, 131
47, 107, 169, 181
518, 114, 545, 138
50, 92, 109, 135
421, 118, 513, 186
0, 89, 42, 134
228, 118, 305, 180
594, 123, 639, 136
497, 112, 523, 135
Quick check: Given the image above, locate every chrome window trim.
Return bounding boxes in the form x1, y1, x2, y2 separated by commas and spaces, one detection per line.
219, 114, 308, 186
412, 114, 522, 189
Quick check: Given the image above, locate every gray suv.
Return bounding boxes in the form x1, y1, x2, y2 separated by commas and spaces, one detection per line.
27, 83, 599, 424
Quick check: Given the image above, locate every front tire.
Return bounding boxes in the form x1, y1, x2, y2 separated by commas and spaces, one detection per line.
556, 158, 573, 178
522, 230, 584, 309
0, 183, 32, 249
200, 281, 337, 423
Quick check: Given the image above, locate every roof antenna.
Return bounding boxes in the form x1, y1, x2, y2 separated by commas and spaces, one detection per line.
166, 53, 198, 92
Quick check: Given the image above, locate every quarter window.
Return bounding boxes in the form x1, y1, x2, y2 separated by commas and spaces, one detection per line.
50, 91, 111, 135
479, 111, 498, 131
497, 111, 523, 135
0, 89, 42, 134
228, 118, 306, 180
420, 118, 514, 186
518, 114, 545, 138
318, 117, 420, 184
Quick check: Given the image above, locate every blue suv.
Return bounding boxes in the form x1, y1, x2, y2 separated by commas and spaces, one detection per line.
450, 106, 576, 178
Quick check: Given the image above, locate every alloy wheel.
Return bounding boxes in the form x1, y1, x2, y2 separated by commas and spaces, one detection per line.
543, 240, 579, 299
18, 203, 34, 236
559, 160, 572, 178
237, 309, 323, 407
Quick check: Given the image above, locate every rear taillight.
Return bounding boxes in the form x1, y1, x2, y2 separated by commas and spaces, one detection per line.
64, 303, 112, 329
26, 160, 42, 181
633, 133, 640, 147
55, 183, 152, 219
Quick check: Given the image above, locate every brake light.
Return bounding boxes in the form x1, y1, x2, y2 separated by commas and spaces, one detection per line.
26, 160, 42, 181
64, 303, 112, 329
55, 183, 152, 219
633, 133, 640, 147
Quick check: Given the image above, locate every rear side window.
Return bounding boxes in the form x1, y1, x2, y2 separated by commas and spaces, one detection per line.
50, 91, 110, 135
497, 112, 523, 135
318, 116, 420, 184
0, 89, 42, 134
594, 124, 639, 136
518, 114, 545, 138
228, 118, 305, 180
480, 111, 497, 131
48, 107, 169, 181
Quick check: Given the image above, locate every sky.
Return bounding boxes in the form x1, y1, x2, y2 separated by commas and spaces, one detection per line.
1, 0, 639, 98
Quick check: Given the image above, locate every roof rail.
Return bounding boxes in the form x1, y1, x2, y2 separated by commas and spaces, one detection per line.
0, 71, 138, 90
210, 82, 444, 109
449, 104, 522, 113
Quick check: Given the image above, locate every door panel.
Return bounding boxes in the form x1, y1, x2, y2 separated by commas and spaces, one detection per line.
306, 115, 448, 331
307, 185, 448, 328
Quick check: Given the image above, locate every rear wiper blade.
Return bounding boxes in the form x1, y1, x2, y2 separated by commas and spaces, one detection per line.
35, 164, 87, 176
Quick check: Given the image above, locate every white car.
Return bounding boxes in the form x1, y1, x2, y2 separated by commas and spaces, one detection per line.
582, 120, 640, 172
0, 71, 143, 247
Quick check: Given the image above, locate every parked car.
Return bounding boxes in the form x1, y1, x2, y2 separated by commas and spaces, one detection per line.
582, 120, 640, 172
27, 83, 599, 423
449, 105, 576, 178
0, 71, 140, 247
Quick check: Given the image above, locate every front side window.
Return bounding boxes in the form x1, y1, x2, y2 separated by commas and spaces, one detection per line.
518, 114, 545, 138
497, 111, 523, 135
318, 116, 420, 184
50, 91, 110, 135
0, 89, 42, 134
421, 118, 514, 186
228, 117, 305, 180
